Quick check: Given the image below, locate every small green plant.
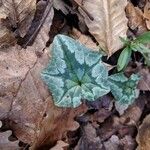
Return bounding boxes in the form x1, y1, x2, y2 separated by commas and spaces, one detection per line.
117, 31, 150, 71
41, 35, 140, 110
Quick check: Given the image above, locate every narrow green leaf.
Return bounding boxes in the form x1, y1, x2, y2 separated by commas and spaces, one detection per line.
117, 47, 132, 71
135, 31, 150, 44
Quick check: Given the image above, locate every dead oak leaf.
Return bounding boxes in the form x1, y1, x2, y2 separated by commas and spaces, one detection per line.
126, 2, 147, 35
79, 0, 128, 56
31, 101, 88, 149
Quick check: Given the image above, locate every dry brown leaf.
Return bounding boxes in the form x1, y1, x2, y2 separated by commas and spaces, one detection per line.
126, 64, 150, 91
79, 0, 128, 55
31, 101, 88, 149
70, 28, 99, 50
74, 123, 102, 150
0, 121, 20, 150
0, 23, 16, 49
144, 2, 150, 29
138, 67, 150, 91
0, 0, 36, 37
0, 45, 50, 144
0, 130, 20, 150
50, 140, 68, 150
136, 114, 150, 150
103, 135, 120, 150
126, 2, 147, 35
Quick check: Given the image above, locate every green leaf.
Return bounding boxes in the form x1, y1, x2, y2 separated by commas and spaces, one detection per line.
130, 42, 150, 53
134, 31, 150, 44
117, 47, 132, 71
108, 73, 140, 114
41, 34, 110, 108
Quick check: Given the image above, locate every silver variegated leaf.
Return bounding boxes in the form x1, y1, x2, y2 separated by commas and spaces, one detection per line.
41, 35, 110, 107
108, 73, 140, 113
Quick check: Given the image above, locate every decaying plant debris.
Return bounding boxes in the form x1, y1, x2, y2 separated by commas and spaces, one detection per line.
0, 0, 150, 150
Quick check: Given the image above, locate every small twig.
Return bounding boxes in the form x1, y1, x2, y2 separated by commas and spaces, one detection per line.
23, 0, 53, 48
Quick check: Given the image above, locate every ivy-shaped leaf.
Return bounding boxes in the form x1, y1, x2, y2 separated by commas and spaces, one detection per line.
108, 73, 140, 113
41, 35, 110, 108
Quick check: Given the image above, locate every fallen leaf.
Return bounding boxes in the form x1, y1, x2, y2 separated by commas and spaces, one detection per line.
0, 0, 36, 37
144, 2, 150, 29
138, 67, 150, 91
103, 135, 120, 150
0, 121, 20, 150
0, 130, 20, 150
126, 2, 147, 35
0, 45, 50, 144
31, 101, 88, 149
79, 0, 128, 55
136, 114, 150, 150
120, 135, 136, 150
104, 135, 136, 150
126, 63, 150, 91
74, 123, 102, 150
119, 94, 146, 125
50, 140, 68, 150
0, 23, 16, 49
70, 28, 99, 51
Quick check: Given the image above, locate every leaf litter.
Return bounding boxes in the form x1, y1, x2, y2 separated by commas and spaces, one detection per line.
0, 0, 150, 149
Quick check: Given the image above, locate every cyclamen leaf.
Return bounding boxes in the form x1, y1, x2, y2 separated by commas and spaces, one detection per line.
108, 73, 140, 113
41, 35, 110, 108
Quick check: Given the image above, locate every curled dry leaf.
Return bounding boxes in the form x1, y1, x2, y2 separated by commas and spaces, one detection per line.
144, 2, 150, 29
74, 123, 102, 150
0, 23, 16, 49
0, 130, 20, 150
126, 2, 147, 35
0, 121, 20, 150
136, 114, 150, 150
79, 0, 128, 55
